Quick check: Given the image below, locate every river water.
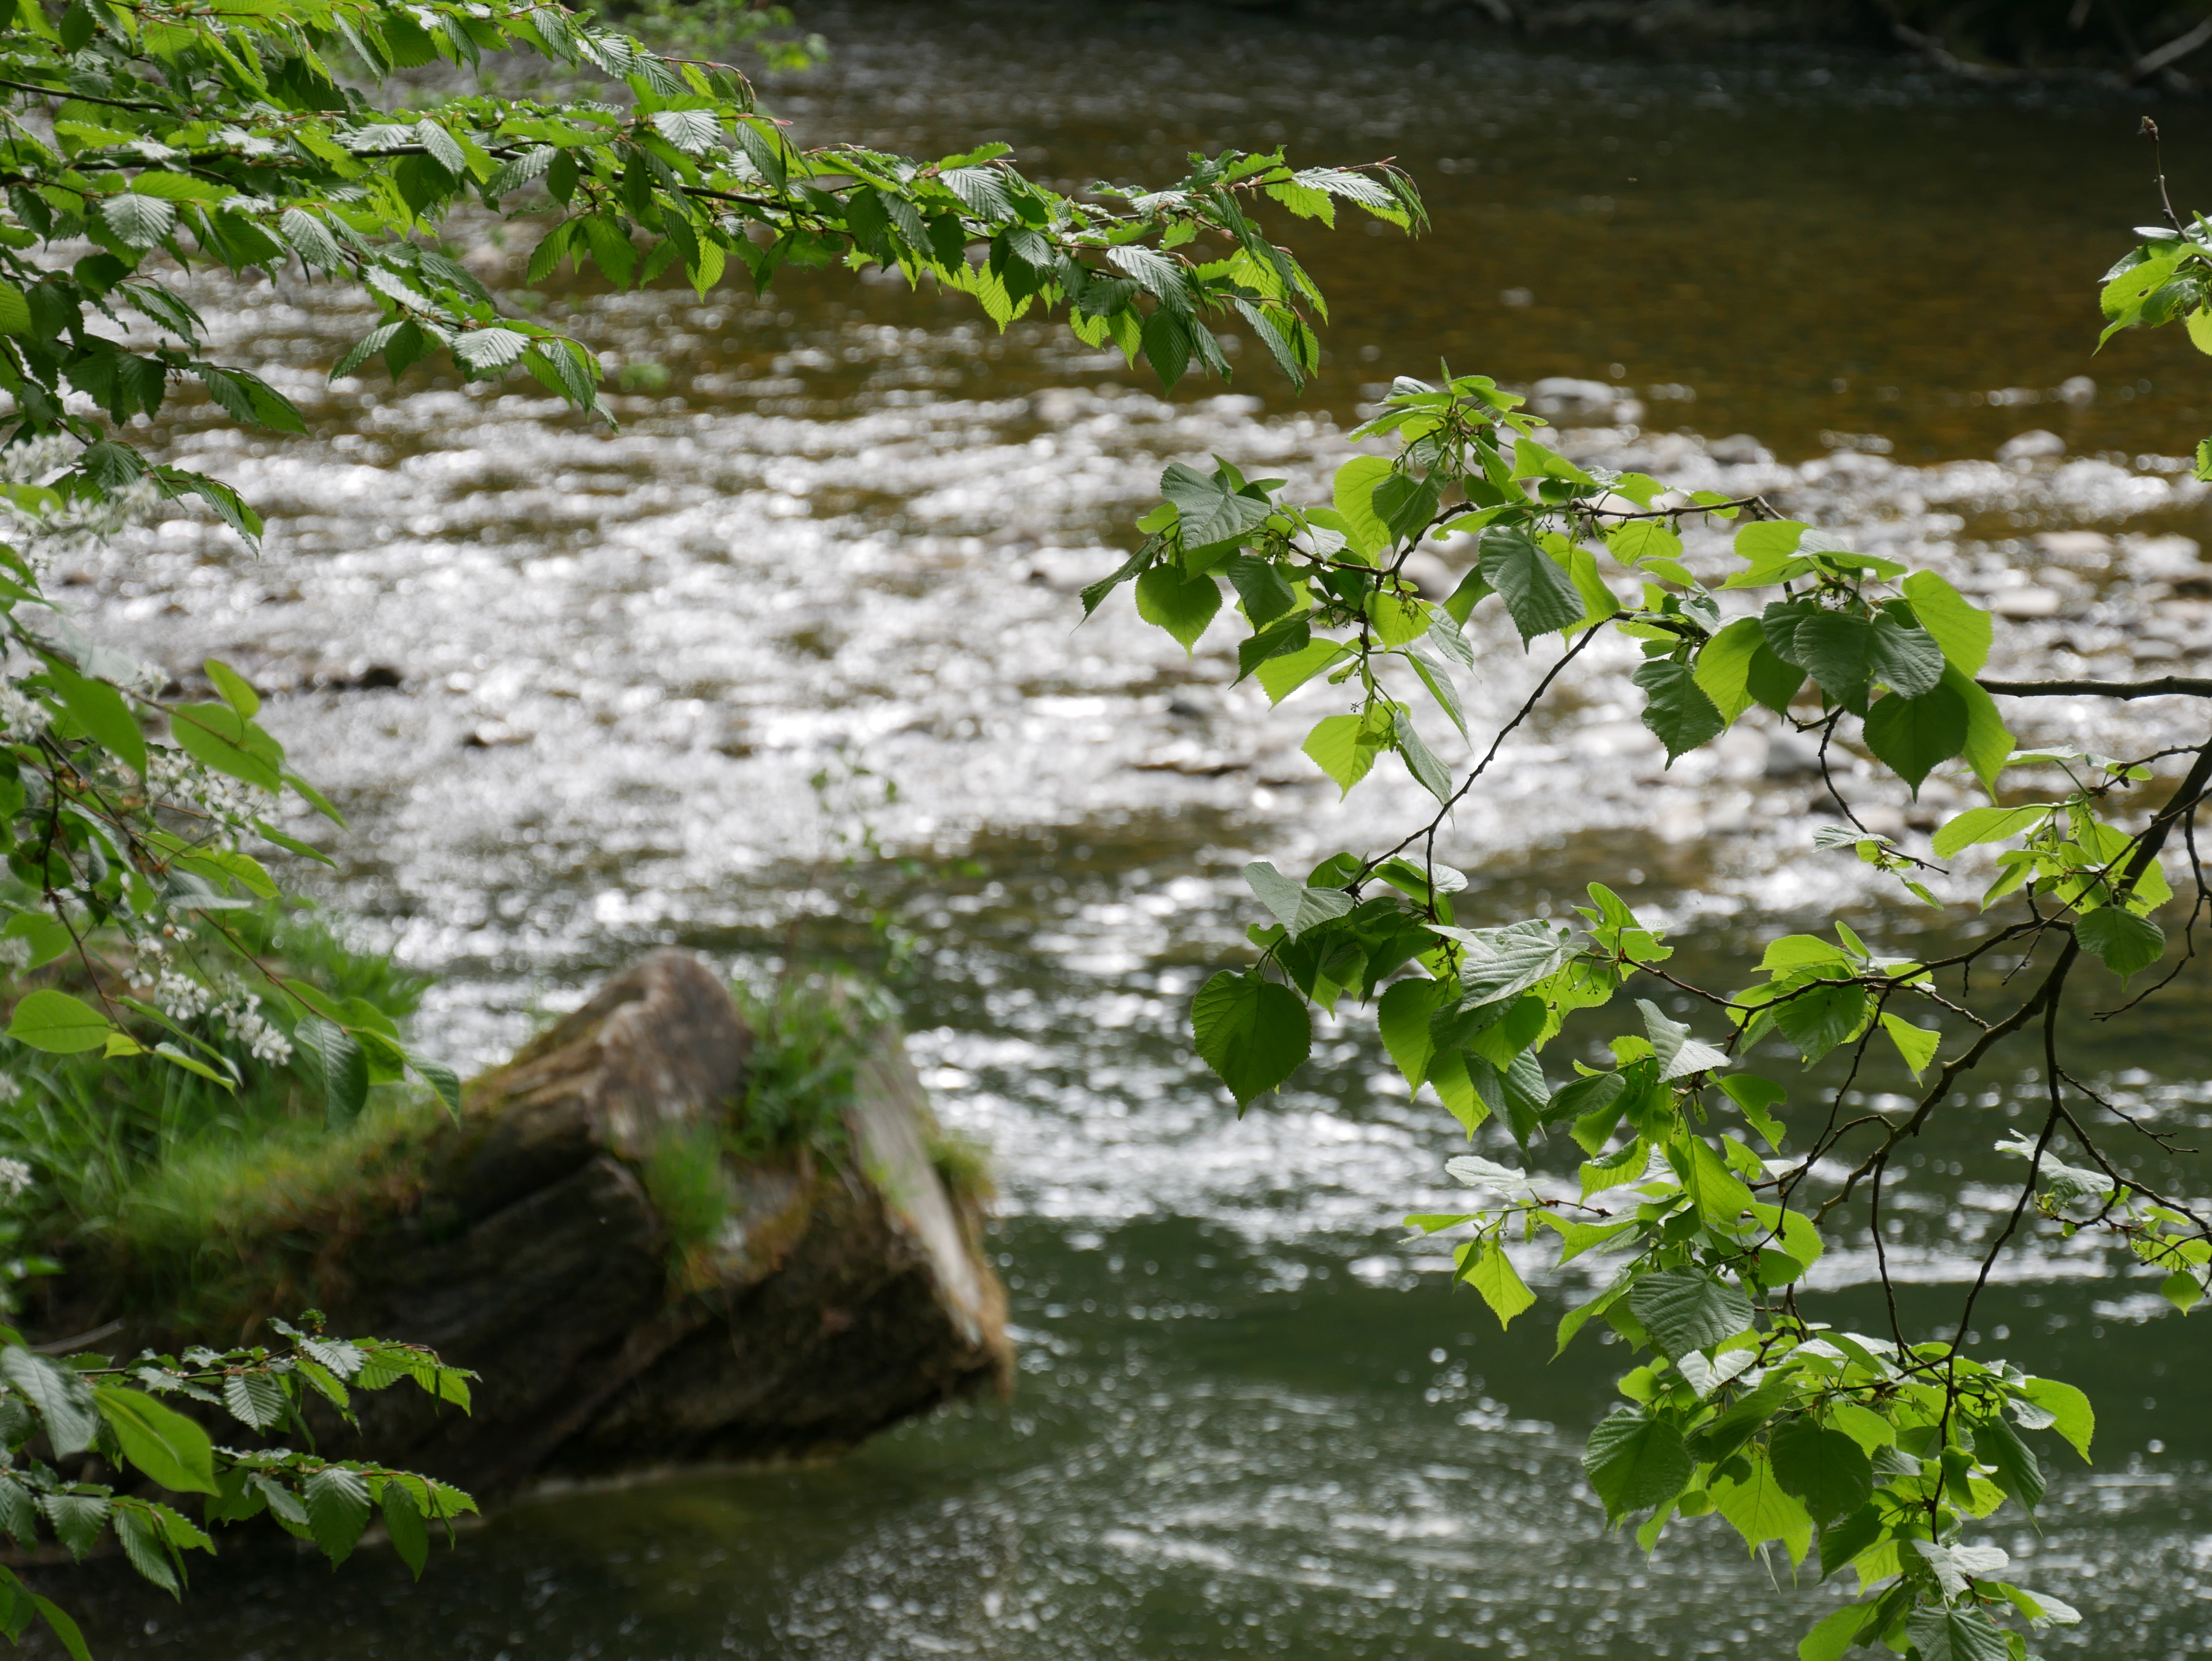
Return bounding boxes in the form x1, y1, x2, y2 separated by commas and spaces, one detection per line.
34, 5, 2212, 1657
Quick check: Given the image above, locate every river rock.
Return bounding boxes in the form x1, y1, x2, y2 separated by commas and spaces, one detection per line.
58, 950, 1012, 1500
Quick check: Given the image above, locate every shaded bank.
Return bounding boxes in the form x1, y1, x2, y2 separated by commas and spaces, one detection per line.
37, 951, 1011, 1500
1137, 0, 2212, 83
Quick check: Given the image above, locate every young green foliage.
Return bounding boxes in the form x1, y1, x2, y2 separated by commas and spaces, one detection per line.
1104, 245, 2212, 1657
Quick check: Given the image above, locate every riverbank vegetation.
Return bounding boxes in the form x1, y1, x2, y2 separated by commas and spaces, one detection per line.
0, 0, 1408, 1638
1101, 196, 2212, 1654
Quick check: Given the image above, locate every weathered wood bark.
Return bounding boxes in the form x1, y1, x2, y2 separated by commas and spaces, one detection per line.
63, 950, 1011, 1499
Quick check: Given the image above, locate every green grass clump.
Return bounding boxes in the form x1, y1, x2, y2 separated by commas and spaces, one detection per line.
0, 901, 431, 1259
727, 972, 888, 1161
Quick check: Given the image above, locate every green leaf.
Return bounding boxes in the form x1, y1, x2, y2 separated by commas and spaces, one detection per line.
1816, 1503, 1885, 1583
42, 656, 145, 775
2074, 906, 2164, 980
1301, 710, 1388, 796
1861, 682, 1967, 792
1255, 638, 1352, 704
1974, 1411, 2045, 1514
1377, 975, 1444, 1087
1479, 527, 1584, 644
202, 657, 261, 718
1901, 570, 1992, 675
1904, 1604, 2010, 1661
101, 192, 176, 248
1636, 998, 1729, 1081
1191, 971, 1311, 1109
4, 990, 114, 1055
0, 1347, 99, 1455
30, 1596, 91, 1661
1394, 712, 1453, 803
406, 1050, 463, 1118
1133, 565, 1220, 651
1798, 1600, 1879, 1661
222, 1371, 286, 1432
296, 1015, 369, 1126
115, 1506, 180, 1595
1878, 1013, 1940, 1079
1690, 618, 1766, 724
93, 1386, 218, 1495
1633, 659, 1725, 764
2020, 1378, 2093, 1461
1931, 804, 2048, 859
1331, 455, 1394, 556
170, 701, 283, 793
1463, 1239, 1536, 1330
1718, 1073, 1787, 1148
1866, 613, 1945, 697
304, 1466, 370, 1566
1582, 1407, 1693, 1524
1243, 860, 1355, 940
1711, 1446, 1815, 1567
1160, 461, 1270, 552
382, 1483, 430, 1579
1774, 981, 1868, 1063
1627, 1271, 1753, 1362
1768, 1419, 1873, 1525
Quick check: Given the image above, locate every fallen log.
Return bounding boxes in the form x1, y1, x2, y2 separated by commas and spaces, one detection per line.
41, 950, 1011, 1500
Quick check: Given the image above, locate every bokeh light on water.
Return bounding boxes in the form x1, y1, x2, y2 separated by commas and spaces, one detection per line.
34, 5, 2212, 1655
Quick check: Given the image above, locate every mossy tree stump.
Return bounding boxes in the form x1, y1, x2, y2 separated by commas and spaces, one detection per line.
52, 950, 1011, 1500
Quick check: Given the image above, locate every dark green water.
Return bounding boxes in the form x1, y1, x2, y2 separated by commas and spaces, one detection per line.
30, 5, 2212, 1657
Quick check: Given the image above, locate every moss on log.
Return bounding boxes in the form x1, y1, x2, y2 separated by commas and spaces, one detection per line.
40, 951, 1011, 1499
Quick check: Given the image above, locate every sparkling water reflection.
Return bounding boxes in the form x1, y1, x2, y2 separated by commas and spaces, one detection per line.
29, 5, 2212, 1656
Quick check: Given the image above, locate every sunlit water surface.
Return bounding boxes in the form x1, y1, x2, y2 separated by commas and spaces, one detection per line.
28, 6, 2212, 1657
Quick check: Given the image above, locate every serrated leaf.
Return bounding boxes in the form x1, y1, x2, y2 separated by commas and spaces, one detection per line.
1, 1348, 98, 1454
1626, 1271, 1753, 1362
1900, 570, 1992, 675
1191, 970, 1310, 1109
1861, 682, 1967, 793
101, 192, 176, 248
304, 1466, 369, 1565
1133, 564, 1220, 651
2074, 906, 2163, 980
1633, 659, 1724, 763
382, 1482, 430, 1578
1479, 527, 1583, 644
1768, 1420, 1872, 1525
1636, 998, 1729, 1081
38, 1493, 109, 1560
1904, 1604, 2010, 1661
1243, 860, 1355, 940
1931, 804, 2048, 858
295, 1015, 369, 1126
1582, 1407, 1692, 1524
1878, 1013, 1940, 1078
1160, 462, 1271, 552
1462, 1239, 1536, 1330
222, 1371, 287, 1432
114, 1506, 179, 1595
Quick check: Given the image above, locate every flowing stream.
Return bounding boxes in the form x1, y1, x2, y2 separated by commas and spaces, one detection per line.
31, 6, 2212, 1656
